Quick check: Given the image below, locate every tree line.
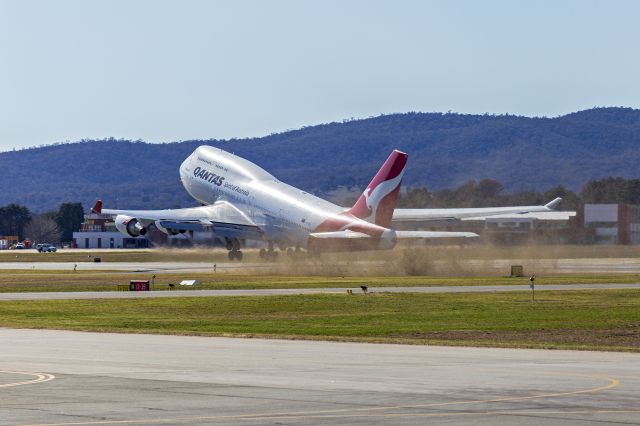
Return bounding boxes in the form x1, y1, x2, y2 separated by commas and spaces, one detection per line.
392, 177, 640, 212
3, 175, 640, 243
0, 203, 84, 243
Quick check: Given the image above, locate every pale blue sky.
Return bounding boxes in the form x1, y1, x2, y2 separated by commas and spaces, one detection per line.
1, 0, 639, 150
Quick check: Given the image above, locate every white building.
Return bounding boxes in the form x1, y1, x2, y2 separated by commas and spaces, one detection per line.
583, 203, 640, 244
72, 212, 222, 249
72, 213, 148, 249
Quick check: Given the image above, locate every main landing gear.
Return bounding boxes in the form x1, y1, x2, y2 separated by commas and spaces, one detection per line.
259, 241, 278, 262
286, 246, 306, 260
225, 238, 243, 261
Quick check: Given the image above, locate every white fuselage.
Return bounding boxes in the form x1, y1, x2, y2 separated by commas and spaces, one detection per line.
178, 146, 361, 247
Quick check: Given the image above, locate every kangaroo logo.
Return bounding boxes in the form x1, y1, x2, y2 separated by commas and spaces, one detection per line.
362, 171, 404, 222
346, 149, 408, 227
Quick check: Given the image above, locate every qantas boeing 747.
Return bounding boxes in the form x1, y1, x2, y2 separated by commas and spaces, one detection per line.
92, 146, 561, 260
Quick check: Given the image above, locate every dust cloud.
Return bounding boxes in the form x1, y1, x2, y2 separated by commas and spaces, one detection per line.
268, 243, 568, 277
152, 243, 639, 277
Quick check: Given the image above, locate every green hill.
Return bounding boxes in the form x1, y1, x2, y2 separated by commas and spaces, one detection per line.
1, 107, 639, 212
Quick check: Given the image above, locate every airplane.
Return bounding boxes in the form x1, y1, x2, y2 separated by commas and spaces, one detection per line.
92, 146, 562, 261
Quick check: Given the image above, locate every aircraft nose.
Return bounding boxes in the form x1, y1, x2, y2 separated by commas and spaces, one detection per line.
179, 156, 192, 181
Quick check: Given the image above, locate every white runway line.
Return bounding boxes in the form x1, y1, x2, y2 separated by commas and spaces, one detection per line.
0, 283, 639, 300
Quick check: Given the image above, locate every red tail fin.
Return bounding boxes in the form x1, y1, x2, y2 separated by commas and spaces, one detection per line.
91, 200, 103, 214
348, 150, 408, 227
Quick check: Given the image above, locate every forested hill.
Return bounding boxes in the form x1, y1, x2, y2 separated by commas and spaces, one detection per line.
2, 107, 640, 212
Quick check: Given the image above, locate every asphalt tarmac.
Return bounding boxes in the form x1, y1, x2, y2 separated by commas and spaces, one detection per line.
0, 261, 252, 272
4, 257, 640, 273
1, 328, 639, 425
0, 283, 639, 300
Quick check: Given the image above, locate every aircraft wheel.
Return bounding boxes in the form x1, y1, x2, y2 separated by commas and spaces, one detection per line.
286, 248, 294, 257
236, 250, 243, 261
228, 251, 235, 261
259, 248, 266, 259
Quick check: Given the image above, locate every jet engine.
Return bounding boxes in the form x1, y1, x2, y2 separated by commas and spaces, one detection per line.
378, 229, 397, 250
114, 215, 147, 237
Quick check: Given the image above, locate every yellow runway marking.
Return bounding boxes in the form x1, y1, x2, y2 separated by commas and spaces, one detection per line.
0, 371, 55, 388
18, 409, 640, 426
18, 371, 621, 425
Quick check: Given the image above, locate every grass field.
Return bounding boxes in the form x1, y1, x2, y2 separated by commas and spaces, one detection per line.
1, 269, 640, 292
0, 290, 638, 351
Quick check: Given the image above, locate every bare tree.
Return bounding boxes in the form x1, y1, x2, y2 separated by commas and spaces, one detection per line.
25, 214, 61, 244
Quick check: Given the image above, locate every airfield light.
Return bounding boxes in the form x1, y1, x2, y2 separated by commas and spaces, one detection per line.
529, 274, 536, 301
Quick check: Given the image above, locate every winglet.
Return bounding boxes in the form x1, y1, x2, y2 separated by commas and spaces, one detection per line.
544, 197, 562, 210
91, 200, 103, 214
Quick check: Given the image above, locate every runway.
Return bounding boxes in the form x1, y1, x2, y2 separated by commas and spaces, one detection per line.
0, 283, 639, 300
0, 261, 255, 273
1, 328, 639, 425
4, 257, 640, 273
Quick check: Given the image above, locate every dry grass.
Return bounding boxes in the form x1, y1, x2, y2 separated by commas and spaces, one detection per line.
0, 269, 639, 293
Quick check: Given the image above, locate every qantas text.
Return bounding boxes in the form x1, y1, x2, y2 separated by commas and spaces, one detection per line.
193, 166, 225, 186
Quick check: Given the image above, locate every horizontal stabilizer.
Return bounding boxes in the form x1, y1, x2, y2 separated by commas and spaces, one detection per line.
395, 231, 478, 239
309, 230, 478, 240
309, 230, 371, 239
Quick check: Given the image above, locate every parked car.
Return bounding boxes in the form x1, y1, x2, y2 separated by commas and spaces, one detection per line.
14, 243, 25, 250
37, 244, 57, 253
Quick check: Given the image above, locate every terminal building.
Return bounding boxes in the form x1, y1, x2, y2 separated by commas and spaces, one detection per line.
583, 203, 640, 244
72, 212, 215, 249
72, 212, 149, 249
0, 235, 19, 250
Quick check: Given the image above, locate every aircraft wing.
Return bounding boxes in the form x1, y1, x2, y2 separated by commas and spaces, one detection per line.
392, 197, 562, 222
93, 200, 263, 239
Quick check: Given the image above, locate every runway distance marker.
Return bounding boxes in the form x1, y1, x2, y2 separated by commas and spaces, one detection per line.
0, 371, 55, 388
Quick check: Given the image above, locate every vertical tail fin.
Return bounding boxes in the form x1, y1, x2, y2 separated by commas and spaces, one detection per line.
91, 200, 103, 214
348, 150, 408, 227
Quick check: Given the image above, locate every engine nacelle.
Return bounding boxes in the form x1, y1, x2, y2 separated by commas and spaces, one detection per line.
114, 215, 147, 237
379, 229, 397, 250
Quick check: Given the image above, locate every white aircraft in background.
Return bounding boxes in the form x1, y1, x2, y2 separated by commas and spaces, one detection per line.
92, 146, 561, 260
